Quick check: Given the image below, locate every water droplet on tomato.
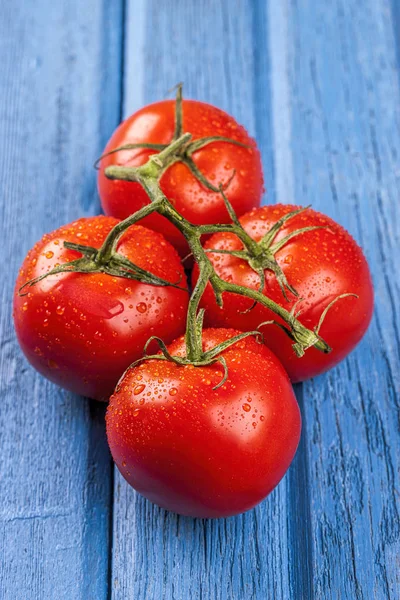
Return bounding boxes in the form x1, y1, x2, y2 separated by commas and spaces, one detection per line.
132, 408, 140, 417
169, 388, 177, 396
45, 251, 54, 259
136, 302, 147, 314
56, 305, 65, 315
122, 460, 127, 467
242, 403, 251, 412
134, 384, 145, 395
260, 415, 265, 422
284, 254, 293, 264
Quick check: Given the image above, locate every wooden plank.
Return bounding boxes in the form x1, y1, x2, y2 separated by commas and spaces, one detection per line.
0, 1, 124, 598
283, 0, 400, 598
110, 2, 310, 599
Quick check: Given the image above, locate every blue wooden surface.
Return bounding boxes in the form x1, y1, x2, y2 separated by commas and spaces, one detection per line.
0, 1, 123, 598
1, 1, 399, 599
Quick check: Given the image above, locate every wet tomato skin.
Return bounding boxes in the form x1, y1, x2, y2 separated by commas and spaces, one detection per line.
106, 328, 301, 518
98, 99, 264, 256
192, 205, 374, 382
13, 216, 188, 401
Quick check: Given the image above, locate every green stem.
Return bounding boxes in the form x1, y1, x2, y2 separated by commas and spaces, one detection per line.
173, 83, 184, 139
99, 133, 192, 261
185, 261, 212, 361
104, 133, 191, 183
97, 202, 159, 263
210, 277, 328, 353
103, 138, 332, 360
198, 222, 260, 255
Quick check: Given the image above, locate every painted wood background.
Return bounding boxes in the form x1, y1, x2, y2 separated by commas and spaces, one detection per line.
1, 1, 399, 598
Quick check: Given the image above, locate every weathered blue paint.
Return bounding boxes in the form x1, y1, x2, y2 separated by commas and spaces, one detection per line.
1, 0, 399, 599
288, 2, 400, 598
0, 1, 124, 599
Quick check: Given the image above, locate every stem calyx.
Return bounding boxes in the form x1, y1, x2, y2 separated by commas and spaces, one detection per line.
19, 228, 187, 297
128, 330, 263, 390
98, 84, 248, 193
206, 201, 326, 306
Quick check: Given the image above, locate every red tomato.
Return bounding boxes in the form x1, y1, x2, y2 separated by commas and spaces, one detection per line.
98, 99, 264, 255
14, 216, 188, 401
106, 328, 301, 518
193, 205, 374, 382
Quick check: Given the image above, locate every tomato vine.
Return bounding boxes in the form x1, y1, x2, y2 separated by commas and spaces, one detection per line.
103, 131, 333, 369
20, 87, 352, 381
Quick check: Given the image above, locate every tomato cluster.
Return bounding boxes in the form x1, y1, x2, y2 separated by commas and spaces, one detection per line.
13, 92, 373, 518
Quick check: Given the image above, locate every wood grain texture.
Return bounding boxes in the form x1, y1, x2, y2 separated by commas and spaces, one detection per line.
285, 0, 400, 598
0, 1, 123, 598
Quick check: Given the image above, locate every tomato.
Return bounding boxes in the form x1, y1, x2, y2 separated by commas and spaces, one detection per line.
193, 205, 374, 382
98, 99, 264, 255
106, 328, 301, 518
14, 216, 188, 401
